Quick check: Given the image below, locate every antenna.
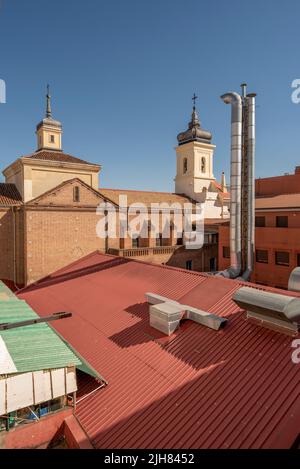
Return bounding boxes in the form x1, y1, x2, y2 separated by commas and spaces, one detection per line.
0, 312, 72, 331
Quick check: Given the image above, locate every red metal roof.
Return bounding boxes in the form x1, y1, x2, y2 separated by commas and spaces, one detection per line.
18, 252, 300, 449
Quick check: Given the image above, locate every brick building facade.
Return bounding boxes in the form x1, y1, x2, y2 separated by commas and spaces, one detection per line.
0, 91, 229, 286
219, 167, 300, 289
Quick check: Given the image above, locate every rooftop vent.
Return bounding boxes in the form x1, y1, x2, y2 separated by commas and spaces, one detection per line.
233, 286, 300, 335
145, 293, 227, 336
288, 267, 300, 293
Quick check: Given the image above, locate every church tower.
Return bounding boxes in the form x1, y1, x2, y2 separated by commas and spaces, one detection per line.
175, 95, 216, 200
3, 86, 100, 202
36, 85, 63, 151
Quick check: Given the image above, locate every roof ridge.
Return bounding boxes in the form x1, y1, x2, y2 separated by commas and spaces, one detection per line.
99, 188, 187, 196
21, 249, 294, 297
256, 193, 300, 197
20, 149, 100, 167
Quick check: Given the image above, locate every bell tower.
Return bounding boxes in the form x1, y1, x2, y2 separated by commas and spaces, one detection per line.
175, 94, 216, 200
36, 85, 63, 151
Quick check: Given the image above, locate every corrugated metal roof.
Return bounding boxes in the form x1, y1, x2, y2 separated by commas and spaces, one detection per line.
54, 328, 107, 384
0, 281, 15, 300
18, 252, 300, 449
0, 282, 81, 374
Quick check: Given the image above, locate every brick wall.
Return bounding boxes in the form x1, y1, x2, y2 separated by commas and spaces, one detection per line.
256, 169, 300, 197
218, 215, 300, 288
0, 178, 221, 285
15, 208, 25, 285
167, 244, 218, 272
0, 408, 72, 449
25, 209, 106, 284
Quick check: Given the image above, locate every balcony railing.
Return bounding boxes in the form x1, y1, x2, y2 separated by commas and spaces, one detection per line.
108, 245, 180, 258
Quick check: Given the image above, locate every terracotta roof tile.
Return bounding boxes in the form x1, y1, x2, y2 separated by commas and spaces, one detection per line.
98, 188, 196, 207
23, 150, 99, 167
18, 252, 300, 449
204, 218, 230, 226
0, 183, 22, 206
256, 193, 300, 210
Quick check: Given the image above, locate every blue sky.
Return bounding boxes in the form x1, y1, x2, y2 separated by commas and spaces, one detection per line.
0, 0, 300, 191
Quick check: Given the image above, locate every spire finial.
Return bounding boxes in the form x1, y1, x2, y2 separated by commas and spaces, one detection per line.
192, 93, 198, 109
46, 84, 52, 118
189, 93, 200, 128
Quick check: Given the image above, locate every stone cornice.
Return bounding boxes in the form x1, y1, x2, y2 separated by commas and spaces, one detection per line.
20, 157, 101, 172
3, 157, 100, 176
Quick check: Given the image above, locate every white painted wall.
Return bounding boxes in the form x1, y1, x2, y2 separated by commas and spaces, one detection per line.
0, 367, 77, 415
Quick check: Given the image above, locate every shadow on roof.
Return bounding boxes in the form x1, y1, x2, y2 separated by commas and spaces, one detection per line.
108, 301, 243, 370
77, 331, 300, 450
19, 257, 130, 293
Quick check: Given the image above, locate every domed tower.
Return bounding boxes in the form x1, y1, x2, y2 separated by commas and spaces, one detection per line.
175, 94, 216, 200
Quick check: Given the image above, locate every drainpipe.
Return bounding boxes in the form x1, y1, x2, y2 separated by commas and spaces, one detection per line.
11, 206, 20, 290
104, 209, 109, 253
218, 92, 242, 278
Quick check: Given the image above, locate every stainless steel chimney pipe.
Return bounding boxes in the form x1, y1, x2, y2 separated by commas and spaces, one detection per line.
219, 92, 242, 278
242, 93, 256, 280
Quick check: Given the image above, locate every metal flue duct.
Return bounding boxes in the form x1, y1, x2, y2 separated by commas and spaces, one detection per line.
233, 286, 300, 335
218, 85, 256, 280
242, 93, 256, 280
219, 92, 242, 278
288, 267, 300, 293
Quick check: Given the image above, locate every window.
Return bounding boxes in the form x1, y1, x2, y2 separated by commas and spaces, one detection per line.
49, 134, 55, 143
297, 253, 300, 266
256, 249, 268, 263
183, 158, 188, 174
73, 186, 80, 202
156, 233, 163, 247
223, 246, 230, 259
255, 216, 266, 227
201, 157, 206, 173
119, 238, 125, 249
210, 258, 217, 271
186, 260, 193, 270
204, 233, 218, 245
276, 216, 288, 228
132, 237, 140, 248
275, 251, 289, 266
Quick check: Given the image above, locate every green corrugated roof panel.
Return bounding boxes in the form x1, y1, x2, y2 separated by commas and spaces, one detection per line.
0, 282, 15, 300
0, 282, 81, 374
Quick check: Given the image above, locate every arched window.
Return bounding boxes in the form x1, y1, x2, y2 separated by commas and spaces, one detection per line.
201, 157, 206, 173
183, 158, 188, 174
